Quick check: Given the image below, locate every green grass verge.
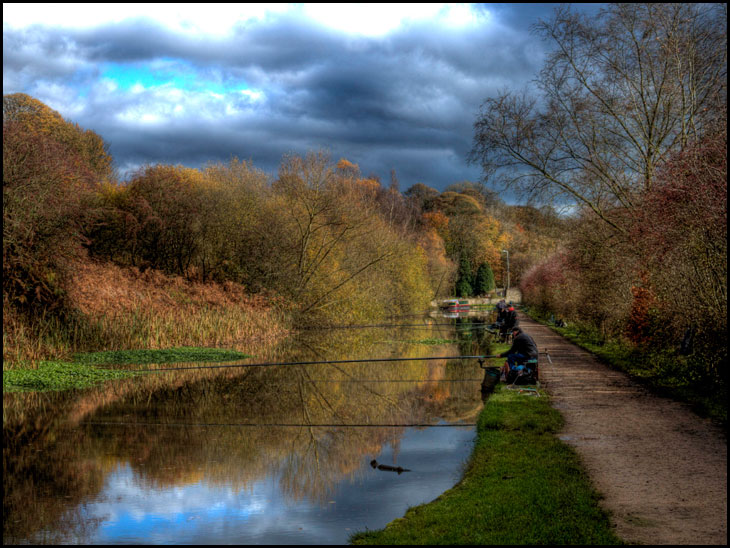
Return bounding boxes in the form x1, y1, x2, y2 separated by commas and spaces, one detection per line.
350, 385, 623, 545
3, 347, 251, 393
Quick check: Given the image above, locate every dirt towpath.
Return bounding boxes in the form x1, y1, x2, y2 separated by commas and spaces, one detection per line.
518, 314, 727, 545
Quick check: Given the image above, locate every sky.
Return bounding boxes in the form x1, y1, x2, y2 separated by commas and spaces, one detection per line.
3, 3, 601, 192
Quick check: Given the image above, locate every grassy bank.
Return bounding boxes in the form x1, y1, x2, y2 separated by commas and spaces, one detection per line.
350, 384, 622, 545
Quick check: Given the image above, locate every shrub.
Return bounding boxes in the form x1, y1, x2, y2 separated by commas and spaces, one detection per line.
3, 122, 98, 312
631, 128, 727, 382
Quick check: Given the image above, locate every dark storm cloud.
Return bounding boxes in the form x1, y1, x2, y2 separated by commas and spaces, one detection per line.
3, 4, 597, 190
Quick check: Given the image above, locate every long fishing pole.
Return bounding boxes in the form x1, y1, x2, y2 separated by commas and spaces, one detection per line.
296, 322, 497, 331
116, 350, 551, 374
128, 354, 502, 373
82, 421, 479, 428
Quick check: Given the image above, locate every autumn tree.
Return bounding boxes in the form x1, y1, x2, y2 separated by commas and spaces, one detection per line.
498, 205, 563, 285
3, 94, 115, 307
631, 127, 727, 380
416, 226, 456, 299
471, 3, 727, 231
520, 250, 575, 319
88, 165, 210, 277
271, 151, 431, 323
404, 183, 439, 212
3, 93, 114, 182
3, 121, 98, 310
443, 181, 503, 211
200, 158, 271, 284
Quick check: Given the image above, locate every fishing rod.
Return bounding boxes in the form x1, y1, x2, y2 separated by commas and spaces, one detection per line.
82, 421, 479, 428
116, 349, 552, 374
128, 354, 501, 373
296, 322, 497, 331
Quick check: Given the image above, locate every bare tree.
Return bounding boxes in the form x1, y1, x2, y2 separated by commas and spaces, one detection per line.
471, 3, 727, 231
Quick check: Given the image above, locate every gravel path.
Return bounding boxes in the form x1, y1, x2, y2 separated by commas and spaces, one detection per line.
518, 314, 727, 545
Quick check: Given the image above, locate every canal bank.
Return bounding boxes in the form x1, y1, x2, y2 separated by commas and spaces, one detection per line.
350, 381, 622, 545
354, 313, 727, 545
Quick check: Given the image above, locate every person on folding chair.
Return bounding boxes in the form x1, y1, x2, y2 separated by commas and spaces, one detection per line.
499, 326, 538, 382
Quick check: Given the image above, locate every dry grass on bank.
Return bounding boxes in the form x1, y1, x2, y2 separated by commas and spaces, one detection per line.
3, 261, 291, 366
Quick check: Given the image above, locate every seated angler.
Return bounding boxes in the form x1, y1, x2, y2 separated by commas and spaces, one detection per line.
499, 326, 538, 381
499, 305, 518, 339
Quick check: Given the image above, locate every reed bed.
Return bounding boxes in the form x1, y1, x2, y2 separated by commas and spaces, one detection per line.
3, 261, 290, 368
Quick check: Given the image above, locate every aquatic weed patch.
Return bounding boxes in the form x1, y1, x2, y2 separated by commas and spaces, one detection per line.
406, 338, 458, 345
3, 347, 252, 393
71, 346, 250, 366
2, 361, 139, 392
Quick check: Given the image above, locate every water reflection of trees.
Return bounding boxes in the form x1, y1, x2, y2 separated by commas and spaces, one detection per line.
4, 318, 492, 542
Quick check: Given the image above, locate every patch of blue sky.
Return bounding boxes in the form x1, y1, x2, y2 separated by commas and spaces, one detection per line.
74, 83, 93, 99
100, 59, 244, 96
61, 65, 98, 99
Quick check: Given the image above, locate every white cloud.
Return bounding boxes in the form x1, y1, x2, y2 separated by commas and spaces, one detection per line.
4, 3, 487, 38
240, 89, 263, 101
302, 3, 486, 37
3, 3, 287, 35
112, 84, 259, 127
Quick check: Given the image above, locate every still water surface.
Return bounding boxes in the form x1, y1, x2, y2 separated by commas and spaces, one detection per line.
4, 314, 493, 544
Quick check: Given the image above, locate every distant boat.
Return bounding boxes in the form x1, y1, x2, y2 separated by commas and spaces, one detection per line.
440, 299, 470, 310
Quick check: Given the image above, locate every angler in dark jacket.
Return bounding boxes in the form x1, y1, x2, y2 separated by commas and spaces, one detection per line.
499, 306, 518, 338
495, 299, 508, 322
499, 326, 538, 378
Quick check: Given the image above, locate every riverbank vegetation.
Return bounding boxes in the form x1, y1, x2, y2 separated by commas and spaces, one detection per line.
3, 347, 250, 392
350, 383, 622, 545
473, 4, 727, 412
2, 260, 287, 366
3, 93, 558, 372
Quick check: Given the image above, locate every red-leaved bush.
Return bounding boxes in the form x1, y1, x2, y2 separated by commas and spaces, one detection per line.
631, 128, 727, 379
520, 249, 574, 318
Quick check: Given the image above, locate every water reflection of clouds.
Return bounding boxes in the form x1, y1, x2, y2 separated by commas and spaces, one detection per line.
87, 464, 272, 543
77, 426, 475, 544
356, 426, 474, 507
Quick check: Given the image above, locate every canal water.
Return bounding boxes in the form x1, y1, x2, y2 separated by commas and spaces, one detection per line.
3, 313, 494, 544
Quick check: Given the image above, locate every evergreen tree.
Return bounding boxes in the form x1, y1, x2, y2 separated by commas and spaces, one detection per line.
455, 255, 474, 297
474, 262, 495, 295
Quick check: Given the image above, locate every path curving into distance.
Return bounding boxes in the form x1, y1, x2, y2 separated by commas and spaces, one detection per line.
518, 313, 727, 545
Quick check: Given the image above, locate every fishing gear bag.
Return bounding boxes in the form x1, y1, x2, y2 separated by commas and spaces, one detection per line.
506, 359, 538, 385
